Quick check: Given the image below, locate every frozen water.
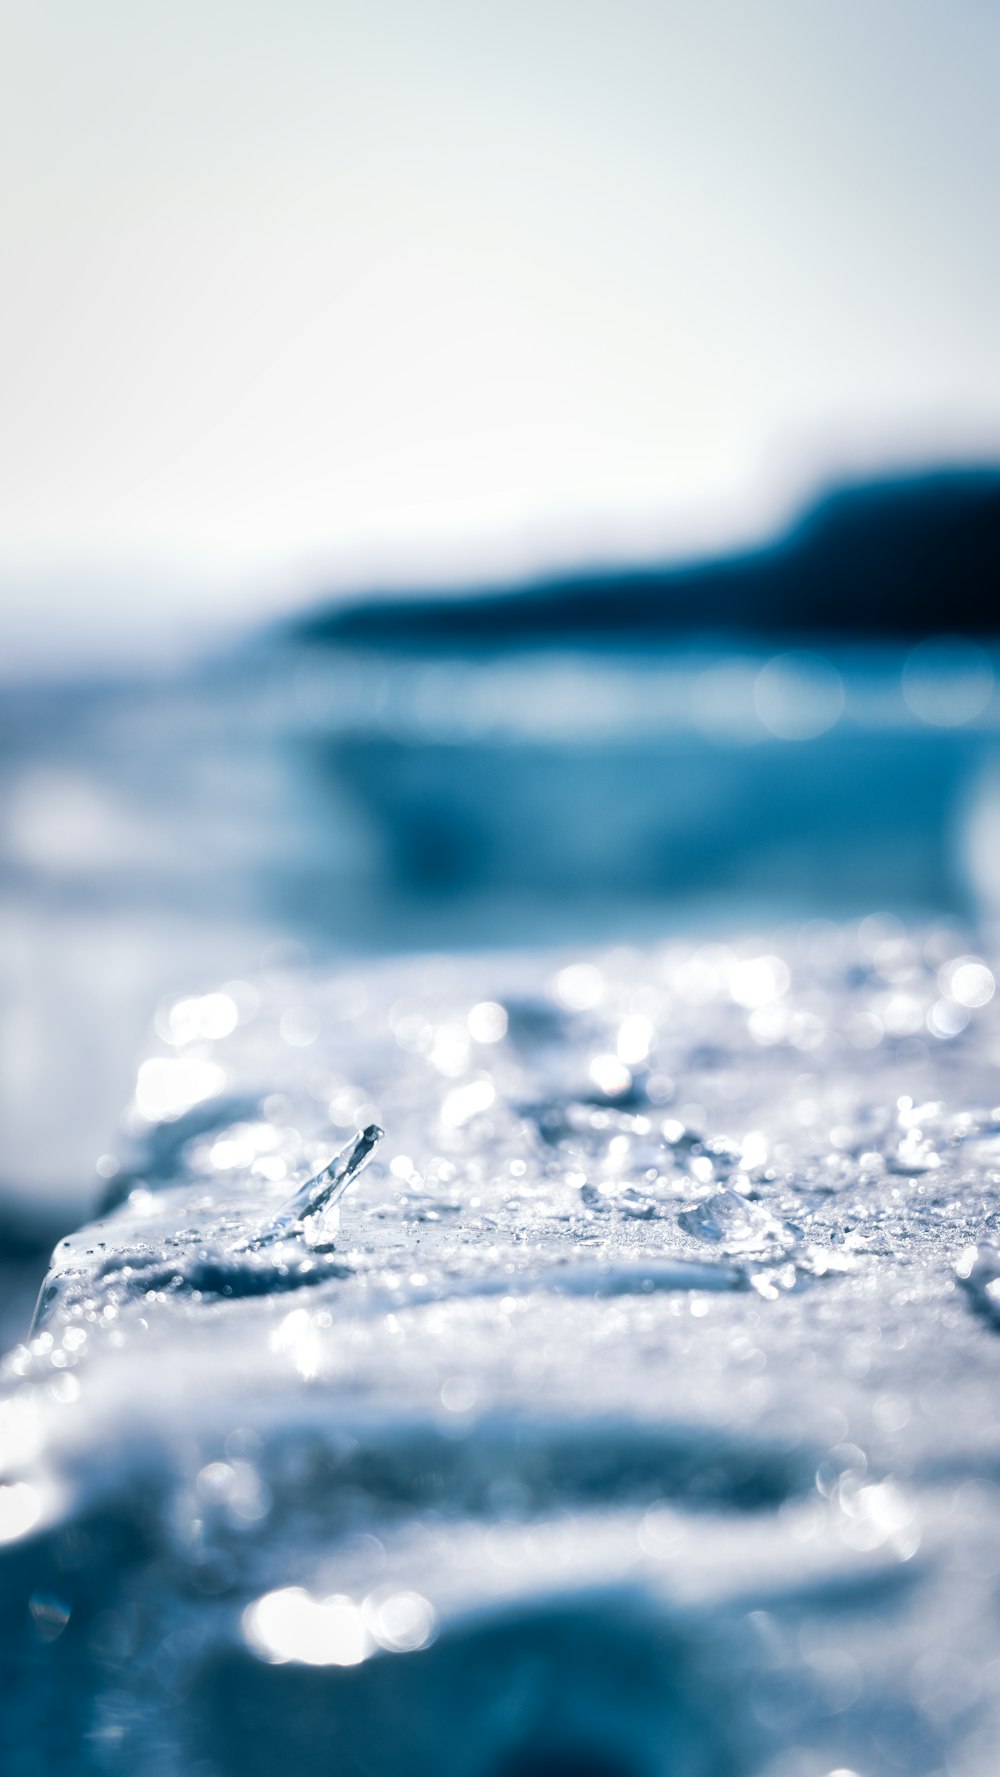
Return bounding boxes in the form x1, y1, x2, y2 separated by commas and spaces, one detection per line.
236, 1123, 384, 1253
675, 1189, 791, 1254
4, 920, 1000, 1774
958, 1244, 1000, 1328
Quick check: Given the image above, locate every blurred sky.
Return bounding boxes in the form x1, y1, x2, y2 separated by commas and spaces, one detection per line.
2, 0, 1000, 667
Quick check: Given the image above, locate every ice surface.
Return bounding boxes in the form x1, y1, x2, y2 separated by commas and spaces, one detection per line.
4, 921, 1000, 1775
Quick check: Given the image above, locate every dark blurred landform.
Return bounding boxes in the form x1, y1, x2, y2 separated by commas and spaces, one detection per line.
294, 467, 1000, 648
277, 468, 1000, 928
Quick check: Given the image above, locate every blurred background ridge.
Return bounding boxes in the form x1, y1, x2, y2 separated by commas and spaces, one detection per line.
295, 466, 1000, 646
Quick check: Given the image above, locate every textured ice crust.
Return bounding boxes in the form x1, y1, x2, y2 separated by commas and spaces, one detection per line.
4, 921, 1000, 1775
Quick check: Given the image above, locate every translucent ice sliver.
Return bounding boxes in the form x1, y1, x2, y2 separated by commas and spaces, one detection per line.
237, 1123, 384, 1252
